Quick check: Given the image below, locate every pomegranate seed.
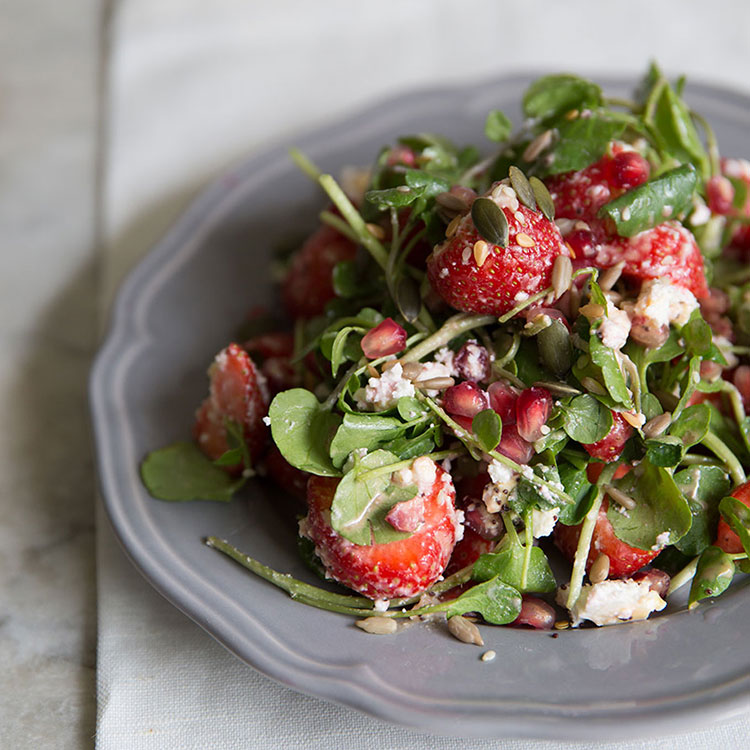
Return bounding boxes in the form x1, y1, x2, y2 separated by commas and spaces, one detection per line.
386, 145, 417, 168
565, 229, 598, 259
443, 381, 489, 418
608, 151, 650, 190
496, 424, 534, 464
360, 318, 407, 359
707, 175, 735, 215
516, 387, 553, 442
583, 412, 633, 462
462, 500, 503, 540
734, 365, 750, 410
488, 381, 519, 424
510, 595, 556, 630
632, 568, 671, 598
453, 414, 476, 433
454, 341, 491, 382
385, 495, 425, 532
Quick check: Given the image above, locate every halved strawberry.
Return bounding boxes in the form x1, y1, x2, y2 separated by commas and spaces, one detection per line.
193, 343, 269, 467
444, 527, 494, 577
282, 224, 357, 318
427, 184, 569, 315
300, 460, 460, 599
715, 480, 750, 554
554, 498, 659, 578
582, 412, 633, 463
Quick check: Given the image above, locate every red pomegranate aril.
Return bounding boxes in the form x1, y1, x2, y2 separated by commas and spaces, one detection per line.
488, 381, 519, 424
565, 229, 599, 259
608, 151, 650, 190
443, 382, 489, 418
632, 568, 671, 598
516, 387, 553, 442
510, 596, 556, 630
707, 175, 735, 215
454, 341, 491, 382
453, 414, 476, 433
360, 318, 407, 359
496, 424, 534, 464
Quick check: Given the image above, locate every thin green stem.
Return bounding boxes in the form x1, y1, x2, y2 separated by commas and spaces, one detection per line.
288, 147, 322, 181
667, 556, 699, 597
319, 210, 359, 243
401, 313, 496, 363
521, 509, 533, 591
702, 431, 746, 486
355, 449, 462, 484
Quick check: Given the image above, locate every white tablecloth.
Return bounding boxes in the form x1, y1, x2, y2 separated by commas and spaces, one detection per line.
97, 2, 750, 747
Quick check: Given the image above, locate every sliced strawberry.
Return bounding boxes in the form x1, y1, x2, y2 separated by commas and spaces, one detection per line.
444, 527, 494, 577
193, 343, 269, 467
263, 445, 309, 502
244, 332, 296, 395
301, 461, 460, 599
427, 185, 569, 315
715, 481, 750, 554
582, 412, 633, 463
282, 224, 357, 318
554, 498, 659, 578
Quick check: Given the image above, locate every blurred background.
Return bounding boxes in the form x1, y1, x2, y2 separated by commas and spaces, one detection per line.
2, 1, 750, 747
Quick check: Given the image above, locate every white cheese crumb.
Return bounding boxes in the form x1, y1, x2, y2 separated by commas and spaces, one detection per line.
356, 362, 415, 411
651, 530, 671, 551
599, 299, 632, 350
262, 415, 272, 426
373, 599, 389, 612
531, 507, 560, 538
633, 278, 699, 329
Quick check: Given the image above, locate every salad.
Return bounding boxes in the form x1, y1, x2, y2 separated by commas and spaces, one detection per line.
142, 65, 750, 641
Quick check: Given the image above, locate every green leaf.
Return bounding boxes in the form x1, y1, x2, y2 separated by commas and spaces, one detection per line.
589, 328, 633, 408
269, 389, 341, 476
404, 169, 451, 198
365, 184, 426, 210
670, 403, 711, 447
645, 436, 684, 468
674, 465, 731, 556
557, 461, 594, 525
606, 460, 692, 550
681, 312, 713, 358
562, 394, 613, 443
688, 545, 735, 608
442, 576, 522, 625
213, 448, 243, 467
329, 413, 406, 469
597, 164, 697, 237
472, 409, 502, 452
329, 326, 363, 377
485, 110, 513, 142
472, 546, 556, 594
397, 396, 427, 421
719, 495, 750, 557
330, 450, 416, 545
387, 431, 437, 461
522, 74, 602, 121
332, 260, 359, 298
141, 442, 245, 502
542, 116, 625, 176
510, 464, 561, 515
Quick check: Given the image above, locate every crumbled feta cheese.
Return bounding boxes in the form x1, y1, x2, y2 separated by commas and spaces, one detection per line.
411, 455, 437, 494
599, 299, 632, 350
373, 598, 389, 612
722, 157, 750, 181
492, 184, 519, 212
483, 460, 519, 513
531, 507, 559, 538
434, 346, 457, 375
633, 278, 699, 329
690, 202, 711, 226
356, 362, 415, 411
414, 360, 453, 397
651, 530, 671, 551
554, 218, 577, 236
262, 415, 272, 426
559, 579, 666, 627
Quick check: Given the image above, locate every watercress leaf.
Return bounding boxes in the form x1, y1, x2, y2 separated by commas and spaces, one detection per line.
670, 403, 711, 447
606, 459, 692, 549
224, 418, 252, 471
442, 576, 522, 625
557, 461, 594, 525
589, 329, 633, 408
141, 442, 245, 502
674, 465, 731, 556
688, 545, 735, 608
681, 312, 713, 358
332, 260, 359, 298
645, 436, 684, 468
485, 109, 513, 142
562, 393, 613, 443
330, 449, 416, 545
404, 169, 451, 198
330, 326, 363, 377
597, 164, 697, 237
472, 546, 556, 594
329, 413, 405, 469
213, 448, 243, 467
365, 185, 426, 210
387, 431, 436, 461
522, 74, 602, 122
473, 409, 502, 452
510, 464, 562, 515
542, 116, 625, 176
269, 389, 341, 476
397, 396, 427, 421
719, 495, 750, 557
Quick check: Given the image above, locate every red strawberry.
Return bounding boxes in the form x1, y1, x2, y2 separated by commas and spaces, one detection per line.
546, 143, 650, 222
427, 184, 569, 315
554, 498, 659, 578
263, 446, 309, 502
193, 343, 269, 467
244, 332, 296, 395
715, 481, 750, 554
582, 412, 633, 463
444, 527, 494, 577
282, 224, 357, 318
301, 461, 460, 599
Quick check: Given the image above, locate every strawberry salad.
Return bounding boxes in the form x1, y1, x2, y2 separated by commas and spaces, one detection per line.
142, 65, 750, 640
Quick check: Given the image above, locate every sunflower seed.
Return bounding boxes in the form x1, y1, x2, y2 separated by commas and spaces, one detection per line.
552, 255, 573, 300
396, 276, 421, 324
516, 232, 535, 248
436, 191, 469, 213
604, 484, 637, 510
481, 650, 497, 662
522, 129, 554, 163
355, 617, 398, 634
554, 620, 569, 630
471, 197, 509, 247
589, 553, 610, 584
599, 261, 626, 291
446, 214, 462, 238
643, 411, 672, 438
580, 376, 607, 396
529, 176, 555, 221
579, 302, 605, 320
473, 239, 490, 267
415, 376, 455, 391
509, 165, 537, 211
365, 222, 386, 241
621, 411, 645, 429
534, 381, 581, 397
569, 284, 581, 317
401, 362, 423, 381
447, 615, 484, 646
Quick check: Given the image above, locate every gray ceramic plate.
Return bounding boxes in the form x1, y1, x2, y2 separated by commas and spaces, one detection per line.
91, 74, 750, 741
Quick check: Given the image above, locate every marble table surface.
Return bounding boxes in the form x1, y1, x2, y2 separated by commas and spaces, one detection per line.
5, 1, 750, 747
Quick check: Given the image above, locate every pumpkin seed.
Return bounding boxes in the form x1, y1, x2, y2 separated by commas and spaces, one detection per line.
529, 176, 555, 221
538, 319, 572, 376
396, 276, 421, 324
471, 197, 508, 247
534, 381, 581, 397
509, 165, 536, 211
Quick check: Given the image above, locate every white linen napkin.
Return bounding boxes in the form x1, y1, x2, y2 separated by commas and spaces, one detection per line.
98, 2, 750, 747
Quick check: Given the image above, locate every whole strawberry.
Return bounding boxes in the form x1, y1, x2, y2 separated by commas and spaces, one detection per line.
427, 183, 569, 315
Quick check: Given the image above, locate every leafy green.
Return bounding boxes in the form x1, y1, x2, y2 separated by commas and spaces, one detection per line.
328, 413, 406, 469
472, 546, 556, 593
719, 495, 750, 557
589, 328, 633, 408
689, 546, 735, 608
269, 389, 341, 476
522, 74, 602, 122
472, 409, 502, 452
365, 185, 426, 210
598, 164, 697, 237
561, 394, 613, 443
440, 577, 522, 625
141, 442, 245, 502
542, 116, 625, 176
645, 436, 684, 468
670, 403, 711, 447
557, 461, 594, 525
484, 110, 513, 142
